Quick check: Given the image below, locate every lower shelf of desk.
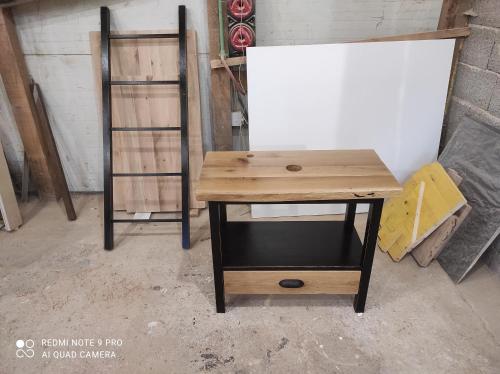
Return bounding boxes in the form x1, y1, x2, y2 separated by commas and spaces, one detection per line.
222, 221, 363, 270
220, 221, 363, 295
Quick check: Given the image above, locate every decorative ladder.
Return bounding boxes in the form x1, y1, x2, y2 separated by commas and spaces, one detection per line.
100, 5, 190, 250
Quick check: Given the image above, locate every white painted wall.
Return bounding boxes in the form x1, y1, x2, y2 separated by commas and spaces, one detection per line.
2, 0, 442, 191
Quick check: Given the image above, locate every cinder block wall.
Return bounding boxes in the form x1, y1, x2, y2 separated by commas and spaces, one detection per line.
444, 0, 500, 275
445, 0, 500, 136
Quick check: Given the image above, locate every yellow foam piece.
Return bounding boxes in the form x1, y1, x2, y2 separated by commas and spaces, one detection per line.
378, 162, 466, 261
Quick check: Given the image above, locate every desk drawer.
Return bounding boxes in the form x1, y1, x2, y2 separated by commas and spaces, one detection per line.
224, 270, 360, 295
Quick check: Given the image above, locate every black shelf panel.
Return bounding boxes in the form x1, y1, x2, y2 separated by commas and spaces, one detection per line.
222, 221, 363, 270
110, 33, 179, 39
111, 127, 181, 132
110, 80, 179, 86
112, 172, 181, 177
113, 218, 181, 223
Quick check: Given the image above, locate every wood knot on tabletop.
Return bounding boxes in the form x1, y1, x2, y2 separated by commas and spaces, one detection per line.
286, 164, 302, 172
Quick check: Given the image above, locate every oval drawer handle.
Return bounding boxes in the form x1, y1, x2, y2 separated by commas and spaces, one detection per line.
279, 279, 305, 288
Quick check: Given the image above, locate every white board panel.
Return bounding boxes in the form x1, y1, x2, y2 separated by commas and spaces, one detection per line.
247, 39, 454, 218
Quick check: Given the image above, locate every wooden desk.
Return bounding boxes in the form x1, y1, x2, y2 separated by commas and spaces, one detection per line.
196, 150, 401, 313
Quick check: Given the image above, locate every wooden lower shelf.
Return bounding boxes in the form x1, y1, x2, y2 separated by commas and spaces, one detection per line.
222, 221, 363, 270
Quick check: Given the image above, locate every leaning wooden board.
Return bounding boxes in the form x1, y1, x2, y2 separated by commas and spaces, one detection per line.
90, 30, 205, 213
0, 9, 54, 195
32, 82, 76, 221
378, 162, 466, 261
412, 204, 471, 267
411, 168, 472, 267
0, 139, 22, 231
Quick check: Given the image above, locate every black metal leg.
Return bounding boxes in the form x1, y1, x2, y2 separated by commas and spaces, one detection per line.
101, 7, 113, 250
354, 199, 384, 313
344, 202, 356, 235
178, 5, 190, 250
209, 202, 225, 313
220, 203, 227, 226
341, 202, 357, 253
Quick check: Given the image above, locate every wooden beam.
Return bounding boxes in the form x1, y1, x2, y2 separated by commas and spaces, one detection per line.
207, 0, 232, 151
32, 82, 76, 220
0, 139, 22, 231
208, 28, 469, 70
0, 0, 35, 9
211, 56, 247, 69
438, 0, 472, 29
354, 27, 470, 43
0, 8, 54, 195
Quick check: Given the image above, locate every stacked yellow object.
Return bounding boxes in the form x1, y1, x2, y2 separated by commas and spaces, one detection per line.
378, 162, 466, 262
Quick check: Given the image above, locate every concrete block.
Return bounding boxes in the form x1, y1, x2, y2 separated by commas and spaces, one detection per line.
487, 32, 500, 74
444, 96, 500, 144
467, 102, 500, 128
470, 0, 500, 28
444, 97, 469, 141
488, 78, 500, 118
460, 25, 496, 69
453, 63, 497, 110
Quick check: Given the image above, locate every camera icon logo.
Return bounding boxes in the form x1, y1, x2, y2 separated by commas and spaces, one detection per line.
16, 339, 35, 358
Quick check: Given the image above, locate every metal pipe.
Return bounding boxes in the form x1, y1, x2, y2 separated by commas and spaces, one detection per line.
218, 0, 226, 58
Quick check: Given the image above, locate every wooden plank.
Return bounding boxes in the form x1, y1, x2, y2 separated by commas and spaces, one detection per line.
224, 270, 361, 294
0, 139, 22, 231
133, 212, 151, 220
189, 208, 200, 217
0, 0, 35, 9
411, 182, 426, 244
438, 0, 472, 29
210, 56, 246, 69
446, 168, 463, 185
411, 167, 468, 267
196, 150, 402, 202
207, 27, 470, 69
21, 152, 29, 202
0, 8, 53, 195
354, 27, 470, 43
89, 30, 205, 213
378, 162, 467, 261
378, 183, 421, 254
89, 32, 127, 209
412, 204, 471, 267
207, 0, 232, 151
31, 82, 76, 221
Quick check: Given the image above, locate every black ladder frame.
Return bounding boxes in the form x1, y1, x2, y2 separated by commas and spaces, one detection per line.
101, 5, 190, 250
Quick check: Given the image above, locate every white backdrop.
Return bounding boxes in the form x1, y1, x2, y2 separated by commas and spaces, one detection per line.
247, 39, 454, 217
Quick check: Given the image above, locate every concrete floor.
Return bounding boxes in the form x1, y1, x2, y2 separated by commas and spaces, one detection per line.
1, 194, 499, 374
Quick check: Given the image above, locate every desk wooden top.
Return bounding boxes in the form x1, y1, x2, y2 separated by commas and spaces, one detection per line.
195, 150, 402, 202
